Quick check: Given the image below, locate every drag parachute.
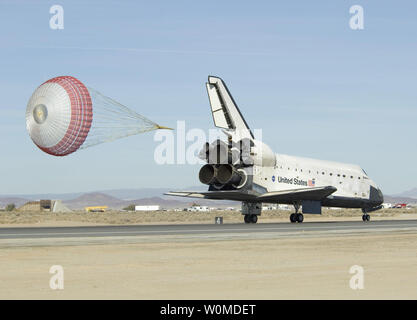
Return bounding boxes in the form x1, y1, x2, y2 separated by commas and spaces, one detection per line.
26, 76, 170, 156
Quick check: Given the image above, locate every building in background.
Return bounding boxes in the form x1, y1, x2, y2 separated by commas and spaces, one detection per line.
18, 200, 72, 213
135, 205, 160, 211
277, 204, 292, 211
186, 206, 209, 212
262, 204, 278, 211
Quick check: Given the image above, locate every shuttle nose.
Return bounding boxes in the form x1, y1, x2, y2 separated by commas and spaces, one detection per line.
370, 186, 384, 206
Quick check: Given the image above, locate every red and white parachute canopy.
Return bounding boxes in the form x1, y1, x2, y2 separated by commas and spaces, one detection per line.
26, 76, 93, 156
26, 76, 168, 157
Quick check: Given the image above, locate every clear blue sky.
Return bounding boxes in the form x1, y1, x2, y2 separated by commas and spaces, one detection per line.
0, 0, 416, 195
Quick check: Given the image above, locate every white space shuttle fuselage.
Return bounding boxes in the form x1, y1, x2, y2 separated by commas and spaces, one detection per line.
254, 150, 379, 206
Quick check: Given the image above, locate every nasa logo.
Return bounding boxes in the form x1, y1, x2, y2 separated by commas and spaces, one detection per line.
272, 175, 275, 182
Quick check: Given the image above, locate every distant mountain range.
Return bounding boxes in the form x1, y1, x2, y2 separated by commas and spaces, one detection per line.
0, 187, 180, 202
383, 195, 417, 205
393, 187, 417, 199
1, 187, 416, 209
0, 197, 30, 208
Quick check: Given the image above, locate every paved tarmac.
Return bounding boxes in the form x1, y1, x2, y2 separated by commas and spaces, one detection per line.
1, 219, 417, 240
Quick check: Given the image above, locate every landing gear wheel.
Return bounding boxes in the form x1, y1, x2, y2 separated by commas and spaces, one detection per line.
244, 215, 258, 224
362, 214, 370, 222
290, 203, 303, 223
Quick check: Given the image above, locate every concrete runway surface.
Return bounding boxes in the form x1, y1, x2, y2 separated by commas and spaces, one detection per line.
1, 219, 417, 240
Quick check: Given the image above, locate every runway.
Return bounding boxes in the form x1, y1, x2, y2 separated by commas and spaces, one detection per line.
1, 219, 417, 240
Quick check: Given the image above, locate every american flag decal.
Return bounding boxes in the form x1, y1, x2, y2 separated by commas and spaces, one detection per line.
308, 179, 315, 187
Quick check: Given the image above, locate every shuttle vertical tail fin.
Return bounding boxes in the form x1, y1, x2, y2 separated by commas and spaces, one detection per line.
206, 76, 254, 139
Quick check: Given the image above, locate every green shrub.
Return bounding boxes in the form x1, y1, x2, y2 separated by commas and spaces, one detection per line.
5, 203, 16, 211
123, 204, 136, 211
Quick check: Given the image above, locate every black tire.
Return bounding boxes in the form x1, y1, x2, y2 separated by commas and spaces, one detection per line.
290, 213, 297, 223
244, 215, 250, 224
362, 215, 367, 222
366, 214, 370, 221
250, 215, 258, 224
297, 213, 304, 223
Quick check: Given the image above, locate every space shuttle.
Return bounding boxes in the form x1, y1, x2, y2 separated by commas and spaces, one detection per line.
166, 76, 384, 223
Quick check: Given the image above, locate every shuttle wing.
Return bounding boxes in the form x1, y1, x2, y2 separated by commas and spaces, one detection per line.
256, 186, 337, 202
165, 190, 258, 202
165, 186, 337, 203
165, 191, 207, 199
206, 76, 254, 139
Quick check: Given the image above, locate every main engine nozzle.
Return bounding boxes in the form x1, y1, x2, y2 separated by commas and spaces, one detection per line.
217, 164, 244, 185
199, 164, 218, 185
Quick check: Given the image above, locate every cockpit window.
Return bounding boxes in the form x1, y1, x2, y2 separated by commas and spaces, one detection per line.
361, 168, 368, 175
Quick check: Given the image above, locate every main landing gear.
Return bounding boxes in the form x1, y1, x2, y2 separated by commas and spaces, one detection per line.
290, 213, 304, 223
242, 202, 261, 224
244, 214, 258, 224
290, 203, 303, 223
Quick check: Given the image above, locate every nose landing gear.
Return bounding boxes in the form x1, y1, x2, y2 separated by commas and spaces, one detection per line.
361, 208, 373, 222
362, 214, 370, 222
